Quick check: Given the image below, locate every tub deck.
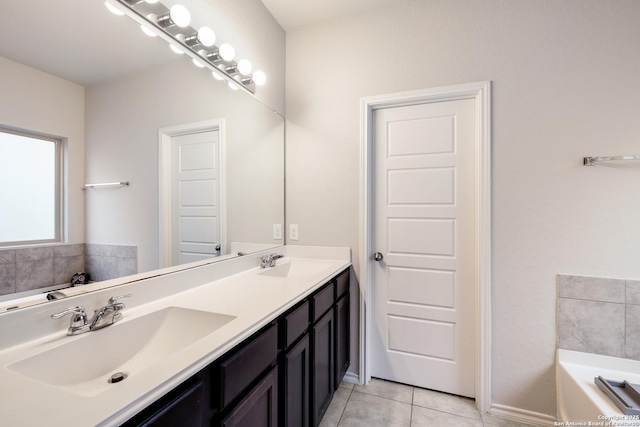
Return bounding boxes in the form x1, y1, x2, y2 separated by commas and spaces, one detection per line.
558, 349, 640, 426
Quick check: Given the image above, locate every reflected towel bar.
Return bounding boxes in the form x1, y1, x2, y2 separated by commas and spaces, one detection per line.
83, 181, 130, 189
583, 155, 640, 166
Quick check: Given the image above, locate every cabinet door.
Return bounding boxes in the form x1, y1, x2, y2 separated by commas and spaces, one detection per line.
312, 309, 334, 427
130, 379, 205, 427
282, 334, 310, 427
220, 366, 278, 427
218, 323, 278, 408
334, 294, 350, 388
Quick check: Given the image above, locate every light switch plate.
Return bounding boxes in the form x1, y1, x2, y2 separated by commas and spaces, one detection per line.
290, 224, 299, 241
273, 224, 282, 240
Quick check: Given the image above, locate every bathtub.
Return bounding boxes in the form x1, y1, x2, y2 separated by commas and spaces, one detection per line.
557, 349, 640, 426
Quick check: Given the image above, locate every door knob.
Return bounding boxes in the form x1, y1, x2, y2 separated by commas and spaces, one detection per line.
373, 252, 384, 262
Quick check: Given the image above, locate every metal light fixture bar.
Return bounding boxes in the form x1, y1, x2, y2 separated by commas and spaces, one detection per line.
109, 0, 257, 94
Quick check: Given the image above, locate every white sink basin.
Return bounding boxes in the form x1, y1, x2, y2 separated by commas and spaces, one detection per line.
7, 307, 235, 396
257, 259, 332, 279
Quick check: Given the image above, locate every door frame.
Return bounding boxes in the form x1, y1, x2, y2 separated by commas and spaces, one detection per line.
359, 81, 492, 412
158, 119, 227, 268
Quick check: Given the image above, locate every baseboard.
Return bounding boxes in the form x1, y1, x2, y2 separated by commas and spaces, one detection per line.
342, 371, 361, 385
490, 404, 557, 426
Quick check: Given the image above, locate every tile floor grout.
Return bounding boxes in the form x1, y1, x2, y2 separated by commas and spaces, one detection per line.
320, 378, 537, 427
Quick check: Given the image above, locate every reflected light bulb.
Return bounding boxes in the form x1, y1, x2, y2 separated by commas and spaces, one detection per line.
252, 70, 266, 86
237, 59, 252, 75
169, 44, 183, 54
219, 44, 235, 61
170, 5, 191, 28
228, 81, 239, 90
141, 24, 157, 37
197, 27, 216, 47
145, 0, 159, 3
104, 1, 124, 15
212, 70, 224, 81
192, 58, 205, 68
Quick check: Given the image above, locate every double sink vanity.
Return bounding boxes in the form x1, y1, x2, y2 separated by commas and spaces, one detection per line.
0, 245, 351, 426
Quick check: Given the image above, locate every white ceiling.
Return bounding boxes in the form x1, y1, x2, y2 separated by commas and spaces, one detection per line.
0, 0, 405, 87
259, 0, 409, 31
0, 0, 178, 86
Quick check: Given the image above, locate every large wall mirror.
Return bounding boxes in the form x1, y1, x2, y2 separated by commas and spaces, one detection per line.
0, 0, 284, 310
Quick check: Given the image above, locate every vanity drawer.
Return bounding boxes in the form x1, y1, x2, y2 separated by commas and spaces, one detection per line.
282, 300, 309, 349
312, 282, 334, 322
218, 323, 278, 408
335, 269, 349, 299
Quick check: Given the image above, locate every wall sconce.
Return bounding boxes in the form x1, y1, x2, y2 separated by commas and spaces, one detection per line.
104, 0, 266, 94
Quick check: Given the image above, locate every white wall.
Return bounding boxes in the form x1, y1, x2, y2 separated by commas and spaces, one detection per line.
0, 56, 85, 245
85, 59, 284, 273
285, 0, 640, 417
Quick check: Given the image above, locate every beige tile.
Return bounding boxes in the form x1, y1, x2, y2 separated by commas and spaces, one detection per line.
339, 380, 355, 390
412, 388, 480, 421
558, 275, 625, 303
353, 378, 413, 403
320, 386, 351, 427
482, 413, 537, 427
558, 298, 625, 357
339, 391, 411, 427
411, 405, 483, 427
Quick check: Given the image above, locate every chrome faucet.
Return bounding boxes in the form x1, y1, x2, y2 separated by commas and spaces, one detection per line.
259, 253, 284, 269
51, 294, 132, 336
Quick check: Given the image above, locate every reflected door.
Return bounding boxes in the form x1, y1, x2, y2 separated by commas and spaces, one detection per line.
170, 130, 222, 265
371, 99, 476, 397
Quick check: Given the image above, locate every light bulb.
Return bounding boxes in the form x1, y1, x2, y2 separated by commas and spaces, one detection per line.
169, 44, 183, 55
170, 5, 191, 28
104, 1, 124, 15
219, 44, 235, 61
192, 58, 205, 68
197, 27, 216, 47
252, 70, 266, 86
237, 59, 252, 75
145, 0, 159, 3
228, 81, 239, 90
141, 24, 157, 37
212, 70, 224, 81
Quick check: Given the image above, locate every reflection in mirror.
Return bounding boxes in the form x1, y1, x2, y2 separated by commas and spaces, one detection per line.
0, 0, 285, 311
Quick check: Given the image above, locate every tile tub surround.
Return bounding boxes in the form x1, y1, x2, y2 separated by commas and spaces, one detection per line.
0, 243, 138, 297
0, 244, 85, 296
557, 274, 640, 360
85, 243, 137, 281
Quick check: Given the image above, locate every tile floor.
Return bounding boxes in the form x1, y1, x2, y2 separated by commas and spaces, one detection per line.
320, 378, 536, 427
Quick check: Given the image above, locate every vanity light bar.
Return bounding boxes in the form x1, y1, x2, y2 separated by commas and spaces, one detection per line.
105, 0, 265, 94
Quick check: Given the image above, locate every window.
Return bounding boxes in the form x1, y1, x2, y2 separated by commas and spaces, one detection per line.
0, 126, 63, 246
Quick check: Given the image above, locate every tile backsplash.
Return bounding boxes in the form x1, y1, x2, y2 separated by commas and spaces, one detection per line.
0, 243, 137, 296
558, 274, 640, 360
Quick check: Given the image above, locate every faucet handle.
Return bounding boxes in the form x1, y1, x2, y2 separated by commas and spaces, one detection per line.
108, 294, 132, 305
51, 306, 86, 319
51, 306, 87, 329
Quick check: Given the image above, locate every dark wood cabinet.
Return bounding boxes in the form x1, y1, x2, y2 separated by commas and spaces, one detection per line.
281, 334, 310, 427
334, 294, 350, 389
220, 367, 278, 427
121, 377, 207, 427
312, 308, 334, 427
122, 268, 350, 427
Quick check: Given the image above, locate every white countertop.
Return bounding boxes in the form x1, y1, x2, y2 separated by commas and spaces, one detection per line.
0, 245, 350, 426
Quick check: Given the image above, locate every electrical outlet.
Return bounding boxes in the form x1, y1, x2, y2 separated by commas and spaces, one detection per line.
273, 224, 282, 240
290, 224, 299, 241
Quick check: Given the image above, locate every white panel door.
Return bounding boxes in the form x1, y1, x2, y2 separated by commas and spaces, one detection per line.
371, 99, 476, 397
171, 130, 221, 265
